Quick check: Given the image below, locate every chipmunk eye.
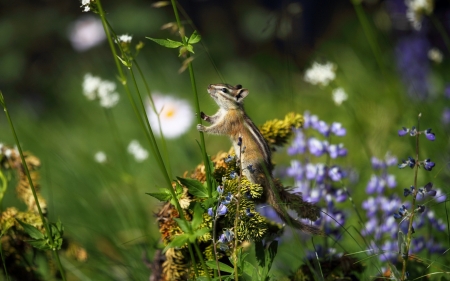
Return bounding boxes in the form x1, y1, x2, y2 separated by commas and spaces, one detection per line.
222, 88, 228, 93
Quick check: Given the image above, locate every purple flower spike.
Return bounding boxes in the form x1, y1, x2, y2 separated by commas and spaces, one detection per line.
330, 122, 346, 136
424, 128, 435, 141
423, 159, 435, 171
398, 127, 409, 136
404, 188, 412, 197
409, 126, 417, 136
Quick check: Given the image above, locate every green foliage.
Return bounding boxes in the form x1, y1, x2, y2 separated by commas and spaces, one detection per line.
147, 30, 202, 57
178, 176, 209, 198
16, 219, 64, 251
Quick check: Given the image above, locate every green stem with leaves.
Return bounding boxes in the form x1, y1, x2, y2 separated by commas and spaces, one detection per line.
169, 0, 213, 198
0, 92, 67, 281
401, 114, 421, 280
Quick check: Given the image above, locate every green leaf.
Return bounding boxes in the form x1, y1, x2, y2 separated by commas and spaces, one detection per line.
173, 218, 191, 233
116, 55, 131, 68
163, 234, 188, 253
16, 220, 45, 240
266, 241, 278, 272
27, 239, 49, 250
188, 31, 201, 44
146, 37, 183, 48
205, 260, 234, 273
189, 227, 210, 243
201, 197, 217, 209
175, 181, 183, 195
242, 261, 257, 279
146, 192, 171, 202
177, 177, 208, 198
190, 203, 205, 229
255, 240, 265, 267
186, 44, 194, 54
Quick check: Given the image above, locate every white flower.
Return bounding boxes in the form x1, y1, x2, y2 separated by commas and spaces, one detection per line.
405, 0, 434, 30
82, 74, 120, 108
94, 151, 107, 163
332, 87, 348, 106
82, 73, 101, 100
146, 94, 194, 139
81, 0, 91, 12
127, 140, 149, 162
118, 34, 132, 43
68, 16, 105, 51
304, 61, 336, 86
428, 48, 443, 63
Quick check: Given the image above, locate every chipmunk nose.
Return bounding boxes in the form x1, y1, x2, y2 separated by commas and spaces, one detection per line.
207, 84, 213, 93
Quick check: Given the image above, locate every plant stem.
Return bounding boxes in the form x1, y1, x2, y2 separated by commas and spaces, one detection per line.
187, 243, 200, 278
133, 60, 173, 177
0, 237, 10, 281
430, 15, 450, 53
95, 0, 185, 216
401, 113, 421, 280
169, 0, 213, 198
0, 92, 67, 281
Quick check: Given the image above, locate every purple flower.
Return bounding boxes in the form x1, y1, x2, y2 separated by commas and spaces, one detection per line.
424, 128, 435, 141
218, 233, 227, 243
409, 126, 417, 136
330, 122, 346, 136
230, 171, 237, 179
303, 111, 319, 129
308, 138, 326, 157
217, 204, 228, 216
366, 175, 386, 194
445, 85, 450, 99
224, 155, 234, 163
217, 185, 224, 194
288, 129, 306, 155
328, 166, 343, 181
442, 108, 450, 125
305, 163, 326, 183
222, 192, 233, 205
385, 153, 398, 166
423, 158, 435, 171
317, 120, 330, 137
328, 143, 347, 159
286, 160, 304, 181
245, 208, 254, 217
398, 157, 415, 169
395, 34, 430, 100
398, 127, 409, 136
208, 207, 214, 217
371, 157, 385, 169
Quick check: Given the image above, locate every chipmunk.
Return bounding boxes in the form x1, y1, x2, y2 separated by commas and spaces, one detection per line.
197, 84, 322, 235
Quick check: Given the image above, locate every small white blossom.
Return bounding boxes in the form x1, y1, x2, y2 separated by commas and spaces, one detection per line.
68, 16, 105, 52
428, 48, 443, 63
332, 87, 348, 106
146, 94, 194, 139
304, 61, 336, 87
127, 140, 149, 162
82, 74, 120, 108
81, 0, 91, 12
82, 73, 101, 100
118, 34, 132, 43
94, 151, 107, 163
405, 0, 434, 30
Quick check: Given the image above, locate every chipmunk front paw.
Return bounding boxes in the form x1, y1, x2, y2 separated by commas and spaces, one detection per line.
197, 124, 206, 131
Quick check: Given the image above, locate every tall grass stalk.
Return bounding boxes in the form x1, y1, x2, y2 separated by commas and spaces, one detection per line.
0, 91, 67, 281
133, 60, 173, 177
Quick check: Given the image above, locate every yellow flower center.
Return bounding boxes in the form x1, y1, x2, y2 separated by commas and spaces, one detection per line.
165, 107, 175, 118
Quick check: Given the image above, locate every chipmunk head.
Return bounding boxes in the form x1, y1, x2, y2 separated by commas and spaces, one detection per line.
207, 84, 249, 109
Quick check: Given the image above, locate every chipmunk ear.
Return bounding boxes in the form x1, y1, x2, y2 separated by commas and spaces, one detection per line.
235, 89, 249, 102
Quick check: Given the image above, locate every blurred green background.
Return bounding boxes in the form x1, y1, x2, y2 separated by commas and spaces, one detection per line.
1, 0, 450, 280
